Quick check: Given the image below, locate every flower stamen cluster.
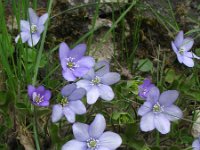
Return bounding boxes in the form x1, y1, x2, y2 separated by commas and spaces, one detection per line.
30, 24, 37, 33
86, 138, 99, 150
153, 103, 163, 113
60, 97, 69, 107
66, 57, 79, 70
32, 92, 44, 104
91, 76, 101, 86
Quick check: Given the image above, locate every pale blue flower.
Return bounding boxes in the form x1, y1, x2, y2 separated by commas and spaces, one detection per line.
51, 84, 86, 123
76, 61, 120, 104
62, 114, 122, 150
28, 85, 51, 107
138, 86, 183, 134
171, 30, 200, 67
59, 42, 95, 81
15, 8, 48, 47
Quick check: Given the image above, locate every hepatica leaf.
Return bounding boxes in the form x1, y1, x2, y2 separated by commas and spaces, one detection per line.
138, 58, 153, 72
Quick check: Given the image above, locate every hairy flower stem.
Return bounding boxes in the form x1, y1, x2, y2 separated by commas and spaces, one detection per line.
31, 0, 54, 149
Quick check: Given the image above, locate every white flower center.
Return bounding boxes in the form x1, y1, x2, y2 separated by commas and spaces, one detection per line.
32, 92, 44, 104
87, 138, 99, 150
153, 103, 163, 113
31, 24, 37, 33
91, 76, 101, 86
60, 97, 69, 107
178, 47, 185, 55
66, 57, 79, 70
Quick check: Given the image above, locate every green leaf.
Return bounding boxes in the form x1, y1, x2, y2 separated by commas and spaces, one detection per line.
16, 102, 28, 109
138, 58, 153, 72
165, 68, 176, 83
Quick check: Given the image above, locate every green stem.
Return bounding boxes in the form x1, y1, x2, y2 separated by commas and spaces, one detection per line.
31, 0, 54, 149
156, 131, 160, 146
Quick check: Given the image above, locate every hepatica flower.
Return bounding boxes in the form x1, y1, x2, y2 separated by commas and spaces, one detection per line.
138, 78, 155, 100
15, 8, 48, 47
52, 84, 86, 123
192, 137, 200, 150
76, 61, 120, 104
171, 30, 200, 67
62, 114, 122, 150
138, 86, 183, 134
28, 85, 51, 107
59, 42, 95, 81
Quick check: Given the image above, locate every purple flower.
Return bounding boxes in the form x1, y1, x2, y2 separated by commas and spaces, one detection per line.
62, 114, 122, 150
51, 84, 86, 123
28, 85, 51, 107
192, 137, 200, 150
15, 8, 48, 47
171, 30, 200, 67
76, 61, 120, 104
59, 42, 95, 81
138, 78, 155, 100
138, 86, 183, 134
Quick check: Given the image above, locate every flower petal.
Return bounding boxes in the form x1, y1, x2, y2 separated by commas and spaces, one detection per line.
101, 72, 120, 85
174, 30, 184, 48
37, 25, 44, 34
77, 56, 95, 68
52, 104, 63, 123
69, 44, 86, 60
72, 122, 90, 141
43, 90, 51, 101
61, 83, 76, 97
154, 113, 170, 134
192, 139, 200, 148
36, 86, 45, 93
146, 86, 160, 104
38, 13, 48, 25
95, 61, 110, 77
16, 32, 30, 43
163, 105, 183, 121
182, 56, 194, 67
39, 101, 49, 107
20, 20, 30, 32
97, 146, 110, 150
76, 80, 92, 91
69, 88, 86, 101
28, 34, 40, 47
73, 67, 90, 78
63, 107, 76, 123
140, 112, 155, 132
171, 42, 183, 63
59, 42, 70, 61
181, 37, 194, 51
82, 69, 95, 80
28, 85, 35, 97
184, 52, 200, 59
98, 85, 114, 101
62, 140, 87, 150
68, 100, 86, 114
99, 131, 122, 149
89, 114, 106, 138
87, 86, 100, 104
171, 41, 179, 54
138, 101, 153, 116
28, 8, 39, 24
62, 69, 77, 81
159, 90, 179, 106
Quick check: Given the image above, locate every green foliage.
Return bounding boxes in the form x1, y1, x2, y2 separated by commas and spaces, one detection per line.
138, 58, 153, 72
